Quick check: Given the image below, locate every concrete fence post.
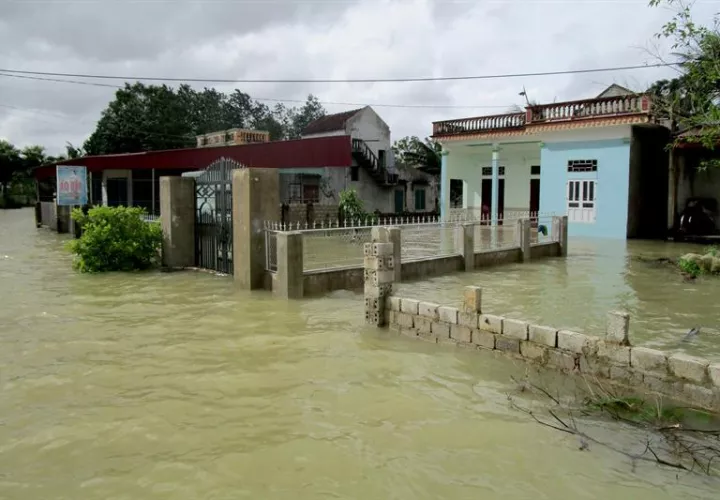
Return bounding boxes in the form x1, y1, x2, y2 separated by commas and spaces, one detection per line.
519, 218, 531, 262
233, 168, 280, 289
160, 176, 196, 268
560, 215, 569, 257
364, 227, 395, 326
455, 223, 474, 271
463, 286, 482, 314
388, 227, 402, 283
34, 202, 42, 228
275, 231, 304, 299
606, 311, 630, 346
56, 205, 71, 234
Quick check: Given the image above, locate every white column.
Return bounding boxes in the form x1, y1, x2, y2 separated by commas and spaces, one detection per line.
491, 143, 500, 225
440, 150, 450, 220
151, 168, 156, 215
101, 171, 108, 206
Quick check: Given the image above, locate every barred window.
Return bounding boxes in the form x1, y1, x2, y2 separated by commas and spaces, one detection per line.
567, 159, 598, 172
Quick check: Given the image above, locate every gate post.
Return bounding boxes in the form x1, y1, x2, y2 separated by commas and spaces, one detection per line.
274, 231, 304, 299
160, 176, 196, 268
233, 168, 280, 289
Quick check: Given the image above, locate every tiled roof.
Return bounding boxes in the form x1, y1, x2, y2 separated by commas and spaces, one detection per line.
301, 108, 364, 135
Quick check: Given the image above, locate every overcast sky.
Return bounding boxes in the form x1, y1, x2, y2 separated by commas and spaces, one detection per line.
0, 0, 717, 155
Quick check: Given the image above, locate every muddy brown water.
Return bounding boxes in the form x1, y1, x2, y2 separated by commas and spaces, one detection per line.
1, 208, 718, 498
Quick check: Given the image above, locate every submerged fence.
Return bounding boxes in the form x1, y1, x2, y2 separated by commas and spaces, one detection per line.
263, 213, 557, 273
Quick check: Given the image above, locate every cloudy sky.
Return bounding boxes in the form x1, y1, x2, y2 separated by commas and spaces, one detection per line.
0, 0, 717, 155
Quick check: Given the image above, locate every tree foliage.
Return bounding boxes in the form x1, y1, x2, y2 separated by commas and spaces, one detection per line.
0, 140, 54, 205
392, 136, 442, 174
649, 0, 720, 166
69, 206, 163, 272
83, 83, 327, 155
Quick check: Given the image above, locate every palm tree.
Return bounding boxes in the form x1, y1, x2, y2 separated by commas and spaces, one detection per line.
393, 136, 441, 175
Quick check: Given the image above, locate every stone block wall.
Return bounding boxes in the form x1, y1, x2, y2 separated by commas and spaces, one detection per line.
280, 203, 339, 226
384, 287, 720, 413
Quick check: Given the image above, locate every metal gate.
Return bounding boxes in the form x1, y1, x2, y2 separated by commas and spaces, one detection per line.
195, 157, 245, 274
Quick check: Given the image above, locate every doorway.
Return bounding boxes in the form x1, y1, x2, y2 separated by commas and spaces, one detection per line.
481, 178, 505, 224
394, 188, 405, 213
530, 178, 540, 215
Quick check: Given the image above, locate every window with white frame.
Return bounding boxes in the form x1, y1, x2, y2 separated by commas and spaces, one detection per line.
567, 179, 596, 223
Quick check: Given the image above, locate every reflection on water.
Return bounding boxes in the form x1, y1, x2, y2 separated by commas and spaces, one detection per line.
397, 238, 720, 358
0, 209, 718, 499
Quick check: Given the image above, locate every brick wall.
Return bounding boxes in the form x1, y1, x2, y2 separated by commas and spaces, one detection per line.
385, 288, 720, 413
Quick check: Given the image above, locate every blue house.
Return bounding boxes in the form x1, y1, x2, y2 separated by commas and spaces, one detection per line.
432, 85, 670, 239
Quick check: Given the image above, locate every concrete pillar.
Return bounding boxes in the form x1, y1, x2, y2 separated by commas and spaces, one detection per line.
560, 215, 568, 257
34, 202, 42, 228
275, 231, 304, 299
463, 286, 482, 314
518, 218, 531, 262
56, 205, 71, 233
233, 168, 280, 289
364, 227, 395, 326
606, 311, 630, 346
455, 223, 474, 271
491, 144, 500, 225
388, 227, 402, 282
160, 176, 196, 268
440, 150, 450, 221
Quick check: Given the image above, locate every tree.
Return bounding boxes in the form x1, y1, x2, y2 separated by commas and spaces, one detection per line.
392, 136, 442, 175
649, 0, 720, 164
83, 84, 327, 155
287, 94, 326, 139
0, 140, 23, 203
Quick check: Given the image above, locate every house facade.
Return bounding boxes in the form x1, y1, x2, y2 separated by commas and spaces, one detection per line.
433, 86, 669, 239
297, 106, 416, 214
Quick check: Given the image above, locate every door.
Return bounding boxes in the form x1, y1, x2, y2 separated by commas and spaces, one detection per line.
378, 150, 386, 169
567, 180, 596, 223
106, 178, 128, 206
529, 179, 540, 217
481, 178, 505, 224
394, 188, 405, 213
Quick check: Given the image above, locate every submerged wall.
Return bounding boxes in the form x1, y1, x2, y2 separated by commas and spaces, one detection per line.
384, 288, 720, 413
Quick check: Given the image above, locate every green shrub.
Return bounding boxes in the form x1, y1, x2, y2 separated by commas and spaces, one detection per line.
678, 256, 702, 278
68, 206, 163, 273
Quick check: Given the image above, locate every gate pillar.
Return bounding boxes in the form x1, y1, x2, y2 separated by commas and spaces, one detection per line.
160, 176, 196, 268
233, 168, 280, 289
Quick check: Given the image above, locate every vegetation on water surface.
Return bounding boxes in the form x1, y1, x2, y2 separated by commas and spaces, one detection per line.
510, 373, 720, 475
678, 247, 720, 278
68, 206, 162, 273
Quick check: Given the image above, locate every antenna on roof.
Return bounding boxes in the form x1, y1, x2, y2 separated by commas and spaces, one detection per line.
519, 86, 532, 107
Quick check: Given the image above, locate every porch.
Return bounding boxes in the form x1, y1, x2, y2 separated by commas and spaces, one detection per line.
439, 141, 543, 223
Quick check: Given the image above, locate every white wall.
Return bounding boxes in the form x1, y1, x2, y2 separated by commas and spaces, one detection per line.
345, 107, 393, 167
444, 144, 540, 213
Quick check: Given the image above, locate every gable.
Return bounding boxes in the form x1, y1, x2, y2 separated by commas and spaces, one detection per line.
597, 84, 635, 99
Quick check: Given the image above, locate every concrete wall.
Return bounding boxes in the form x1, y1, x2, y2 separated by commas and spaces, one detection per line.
540, 138, 631, 239
297, 241, 559, 297
385, 292, 720, 413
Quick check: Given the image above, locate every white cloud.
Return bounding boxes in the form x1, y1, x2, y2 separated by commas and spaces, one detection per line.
0, 0, 717, 154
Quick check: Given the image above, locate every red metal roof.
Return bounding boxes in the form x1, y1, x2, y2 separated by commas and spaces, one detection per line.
34, 135, 352, 180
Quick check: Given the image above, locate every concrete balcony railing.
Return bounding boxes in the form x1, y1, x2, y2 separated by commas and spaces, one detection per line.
432, 95, 652, 138
432, 112, 526, 137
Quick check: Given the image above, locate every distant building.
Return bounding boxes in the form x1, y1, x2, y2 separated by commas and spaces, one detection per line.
196, 128, 270, 148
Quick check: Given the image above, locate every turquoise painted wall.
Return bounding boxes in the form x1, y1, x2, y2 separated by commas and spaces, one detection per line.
539, 139, 630, 239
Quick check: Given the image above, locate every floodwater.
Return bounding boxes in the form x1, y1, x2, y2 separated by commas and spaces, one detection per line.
397, 238, 720, 359
1, 208, 718, 499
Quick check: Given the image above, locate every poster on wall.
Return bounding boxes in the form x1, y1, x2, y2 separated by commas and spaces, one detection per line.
56, 166, 88, 206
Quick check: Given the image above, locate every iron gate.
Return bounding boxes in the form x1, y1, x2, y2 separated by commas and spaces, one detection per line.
195, 157, 244, 274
